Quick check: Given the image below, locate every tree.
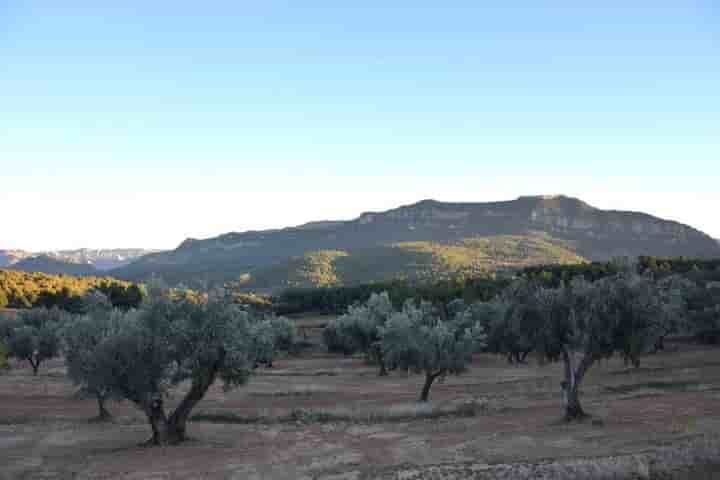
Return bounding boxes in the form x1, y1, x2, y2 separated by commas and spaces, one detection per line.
452, 299, 507, 355
61, 297, 126, 420
649, 275, 694, 353
0, 313, 21, 341
527, 273, 664, 420
7, 324, 60, 375
248, 316, 296, 368
380, 300, 485, 402
5, 308, 64, 375
0, 288, 8, 309
0, 341, 9, 370
269, 316, 297, 352
323, 292, 395, 375
97, 293, 254, 445
249, 319, 277, 368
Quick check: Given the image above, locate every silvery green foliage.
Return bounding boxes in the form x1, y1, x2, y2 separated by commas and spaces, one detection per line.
249, 316, 296, 365
381, 301, 484, 376
568, 274, 665, 364
380, 300, 485, 401
249, 318, 277, 365
4, 308, 66, 375
0, 313, 22, 342
652, 275, 695, 340
270, 316, 297, 351
61, 301, 128, 416
95, 292, 255, 443
524, 272, 667, 419
323, 292, 394, 355
81, 288, 114, 313
17, 307, 68, 329
454, 300, 509, 354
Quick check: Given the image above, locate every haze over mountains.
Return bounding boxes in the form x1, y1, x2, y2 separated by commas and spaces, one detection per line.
0, 248, 160, 274
109, 195, 720, 290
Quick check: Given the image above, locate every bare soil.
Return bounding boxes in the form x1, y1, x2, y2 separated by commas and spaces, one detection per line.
1, 341, 720, 479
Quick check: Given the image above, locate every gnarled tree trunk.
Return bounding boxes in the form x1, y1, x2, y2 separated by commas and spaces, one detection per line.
561, 346, 595, 421
144, 397, 175, 445
419, 370, 443, 402
139, 352, 225, 446
96, 392, 112, 421
372, 344, 388, 376
28, 356, 40, 376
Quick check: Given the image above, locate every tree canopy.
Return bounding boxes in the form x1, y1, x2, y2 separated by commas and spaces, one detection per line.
380, 299, 485, 401
93, 291, 255, 444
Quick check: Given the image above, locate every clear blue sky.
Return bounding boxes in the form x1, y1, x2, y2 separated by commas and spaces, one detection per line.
2, 2, 718, 250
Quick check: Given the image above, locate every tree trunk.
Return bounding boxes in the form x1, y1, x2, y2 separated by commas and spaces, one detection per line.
654, 335, 665, 353
96, 393, 112, 421
144, 397, 174, 445
29, 358, 39, 376
561, 346, 594, 421
564, 383, 585, 420
419, 371, 442, 402
373, 345, 388, 377
165, 352, 224, 443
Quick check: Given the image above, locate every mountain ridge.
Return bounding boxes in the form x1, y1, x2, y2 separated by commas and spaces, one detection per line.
113, 195, 720, 289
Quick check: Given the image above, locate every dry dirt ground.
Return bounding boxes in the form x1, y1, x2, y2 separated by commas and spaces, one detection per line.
1, 341, 720, 479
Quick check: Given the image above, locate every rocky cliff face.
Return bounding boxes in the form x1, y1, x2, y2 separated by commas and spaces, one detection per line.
113, 195, 720, 285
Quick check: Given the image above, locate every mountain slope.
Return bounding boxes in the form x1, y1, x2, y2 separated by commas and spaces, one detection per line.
114, 195, 720, 288
238, 235, 586, 290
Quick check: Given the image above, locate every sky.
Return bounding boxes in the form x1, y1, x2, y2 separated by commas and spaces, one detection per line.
1, 1, 718, 251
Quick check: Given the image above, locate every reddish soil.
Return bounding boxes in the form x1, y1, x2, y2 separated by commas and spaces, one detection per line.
1, 344, 720, 478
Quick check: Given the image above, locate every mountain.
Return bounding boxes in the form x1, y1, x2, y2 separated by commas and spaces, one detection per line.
43, 248, 162, 270
0, 248, 159, 272
113, 195, 720, 290
9, 255, 99, 276
0, 250, 34, 268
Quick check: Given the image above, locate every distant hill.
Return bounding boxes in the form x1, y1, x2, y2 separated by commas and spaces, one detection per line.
0, 250, 34, 268
113, 195, 720, 290
0, 248, 159, 272
43, 248, 162, 270
9, 255, 99, 276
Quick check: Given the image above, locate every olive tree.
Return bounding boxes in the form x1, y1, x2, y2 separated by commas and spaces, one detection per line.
650, 275, 695, 352
97, 293, 255, 445
323, 292, 394, 375
4, 308, 65, 375
0, 313, 20, 371
270, 316, 297, 352
249, 316, 296, 368
453, 300, 508, 355
528, 273, 664, 420
380, 301, 485, 402
62, 305, 127, 420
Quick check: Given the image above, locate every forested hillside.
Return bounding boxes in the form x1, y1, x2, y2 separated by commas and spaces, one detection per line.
0, 270, 143, 311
